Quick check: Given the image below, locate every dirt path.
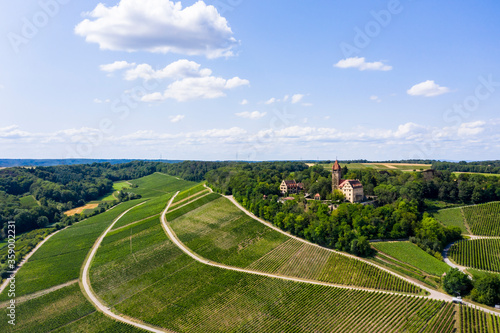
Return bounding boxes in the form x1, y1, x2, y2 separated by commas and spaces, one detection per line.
442, 241, 469, 274
161, 192, 423, 297
0, 228, 65, 295
80, 201, 174, 333
0, 279, 78, 307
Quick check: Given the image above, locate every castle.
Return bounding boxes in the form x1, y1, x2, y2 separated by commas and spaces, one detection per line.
332, 160, 364, 203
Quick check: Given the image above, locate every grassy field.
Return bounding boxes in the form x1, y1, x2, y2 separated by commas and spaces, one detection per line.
318, 162, 432, 172
449, 239, 500, 273
100, 181, 132, 201
128, 172, 195, 198
433, 207, 469, 234
0, 200, 143, 301
170, 196, 422, 293
172, 183, 207, 203
89, 200, 457, 332
0, 284, 146, 333
462, 202, 500, 236
372, 241, 450, 276
19, 195, 39, 208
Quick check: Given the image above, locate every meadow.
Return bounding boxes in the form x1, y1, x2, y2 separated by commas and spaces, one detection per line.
449, 239, 500, 272
372, 241, 451, 276
170, 196, 422, 293
433, 207, 469, 234
19, 195, 39, 208
462, 202, 500, 236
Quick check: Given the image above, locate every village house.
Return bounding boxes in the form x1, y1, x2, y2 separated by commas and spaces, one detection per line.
280, 180, 304, 195
332, 160, 365, 203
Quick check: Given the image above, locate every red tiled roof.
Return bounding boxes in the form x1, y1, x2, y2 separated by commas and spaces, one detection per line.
284, 180, 297, 185
339, 179, 363, 189
332, 160, 341, 171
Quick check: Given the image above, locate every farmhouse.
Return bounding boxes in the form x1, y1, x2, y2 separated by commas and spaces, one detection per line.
280, 180, 304, 195
332, 160, 365, 203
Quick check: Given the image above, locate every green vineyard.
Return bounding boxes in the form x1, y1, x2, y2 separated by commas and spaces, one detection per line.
170, 196, 422, 293
459, 304, 500, 333
462, 202, 500, 236
91, 197, 460, 332
449, 239, 500, 272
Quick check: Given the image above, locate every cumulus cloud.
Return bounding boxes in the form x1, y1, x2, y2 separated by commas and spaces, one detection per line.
169, 115, 185, 123
291, 94, 304, 104
370, 95, 382, 103
240, 99, 249, 105
334, 57, 392, 71
235, 111, 267, 119
93, 98, 110, 103
457, 121, 486, 136
264, 97, 278, 105
407, 80, 450, 97
143, 76, 249, 102
124, 60, 212, 81
103, 59, 249, 102
75, 0, 238, 58
100, 61, 135, 72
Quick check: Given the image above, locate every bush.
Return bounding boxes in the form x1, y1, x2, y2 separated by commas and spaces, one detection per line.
471, 273, 500, 306
443, 268, 473, 296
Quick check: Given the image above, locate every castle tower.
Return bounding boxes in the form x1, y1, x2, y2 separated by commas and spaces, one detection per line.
332, 159, 342, 191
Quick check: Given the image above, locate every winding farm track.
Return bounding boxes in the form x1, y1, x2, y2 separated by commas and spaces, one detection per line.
80, 200, 175, 333
162, 189, 500, 317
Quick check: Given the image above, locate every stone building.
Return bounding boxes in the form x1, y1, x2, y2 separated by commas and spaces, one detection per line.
280, 180, 303, 195
332, 160, 364, 203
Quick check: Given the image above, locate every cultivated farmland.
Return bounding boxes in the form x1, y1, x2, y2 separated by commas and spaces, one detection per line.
90, 199, 458, 332
0, 284, 146, 333
462, 202, 500, 236
458, 304, 500, 333
434, 207, 469, 234
0, 199, 143, 300
170, 196, 422, 293
373, 241, 450, 276
449, 238, 500, 272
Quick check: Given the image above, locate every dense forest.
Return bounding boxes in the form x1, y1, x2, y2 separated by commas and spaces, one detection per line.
433, 160, 500, 174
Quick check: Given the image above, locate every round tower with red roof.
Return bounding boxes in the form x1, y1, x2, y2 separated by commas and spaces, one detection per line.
332, 159, 342, 191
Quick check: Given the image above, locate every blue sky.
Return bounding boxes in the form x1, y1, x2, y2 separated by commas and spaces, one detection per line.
1, 0, 499, 161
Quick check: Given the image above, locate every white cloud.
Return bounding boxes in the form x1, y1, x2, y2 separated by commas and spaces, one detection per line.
458, 121, 486, 136
124, 60, 212, 81
143, 76, 249, 102
170, 115, 185, 123
283, 95, 289, 102
75, 0, 237, 58
240, 99, 249, 105
235, 111, 267, 119
93, 98, 110, 103
100, 61, 135, 72
265, 97, 278, 104
407, 80, 450, 97
334, 57, 392, 71
370, 95, 382, 103
291, 94, 305, 104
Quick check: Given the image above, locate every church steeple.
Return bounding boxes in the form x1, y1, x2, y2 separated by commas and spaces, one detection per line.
332, 159, 342, 191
